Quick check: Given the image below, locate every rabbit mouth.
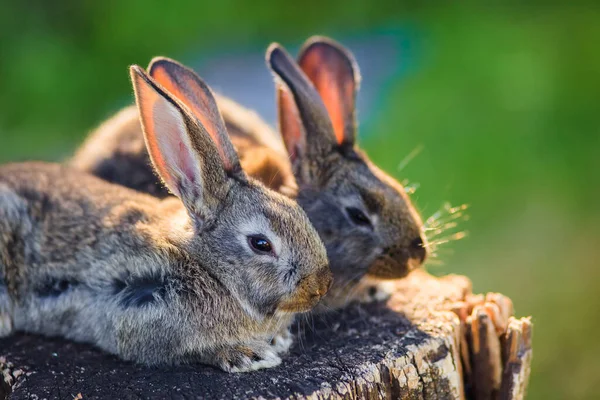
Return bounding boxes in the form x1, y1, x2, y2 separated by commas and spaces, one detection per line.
277, 297, 322, 313
277, 289, 325, 313
366, 254, 416, 279
277, 268, 333, 313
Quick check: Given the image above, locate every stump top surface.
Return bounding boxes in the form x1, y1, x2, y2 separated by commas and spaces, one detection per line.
1, 271, 470, 400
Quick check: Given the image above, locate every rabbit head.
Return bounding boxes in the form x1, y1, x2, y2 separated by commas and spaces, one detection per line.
267, 40, 426, 287
130, 60, 331, 317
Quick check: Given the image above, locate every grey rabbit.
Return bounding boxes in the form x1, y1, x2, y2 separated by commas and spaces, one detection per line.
0, 63, 331, 372
268, 39, 427, 306
70, 38, 427, 310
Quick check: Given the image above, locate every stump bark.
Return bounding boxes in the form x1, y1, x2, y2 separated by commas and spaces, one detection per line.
0, 271, 532, 400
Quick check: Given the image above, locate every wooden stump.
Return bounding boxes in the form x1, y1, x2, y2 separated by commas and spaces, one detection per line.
0, 271, 532, 400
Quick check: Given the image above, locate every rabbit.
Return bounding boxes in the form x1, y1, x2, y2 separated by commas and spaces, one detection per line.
69, 38, 427, 311
0, 63, 331, 372
264, 41, 426, 309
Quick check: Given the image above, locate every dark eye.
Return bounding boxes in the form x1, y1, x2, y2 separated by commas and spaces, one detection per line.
346, 207, 371, 227
247, 235, 273, 255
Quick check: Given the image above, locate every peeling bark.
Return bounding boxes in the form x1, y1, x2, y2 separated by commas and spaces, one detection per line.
1, 357, 25, 399
0, 271, 531, 400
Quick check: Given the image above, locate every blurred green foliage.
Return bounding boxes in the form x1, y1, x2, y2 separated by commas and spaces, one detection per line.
1, 2, 599, 399
367, 7, 600, 400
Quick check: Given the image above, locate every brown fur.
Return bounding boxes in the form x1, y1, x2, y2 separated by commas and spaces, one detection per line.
277, 265, 332, 313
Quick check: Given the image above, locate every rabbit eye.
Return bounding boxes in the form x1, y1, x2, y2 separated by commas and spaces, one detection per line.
346, 207, 371, 227
248, 235, 273, 255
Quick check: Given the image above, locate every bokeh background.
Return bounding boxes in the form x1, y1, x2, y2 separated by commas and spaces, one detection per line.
1, 2, 599, 399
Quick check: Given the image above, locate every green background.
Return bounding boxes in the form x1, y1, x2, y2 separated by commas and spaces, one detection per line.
1, 2, 598, 399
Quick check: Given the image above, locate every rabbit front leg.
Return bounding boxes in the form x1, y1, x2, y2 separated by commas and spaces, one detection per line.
210, 341, 282, 373
270, 326, 294, 354
115, 307, 282, 372
0, 268, 13, 337
0, 286, 13, 337
0, 184, 27, 337
349, 278, 396, 304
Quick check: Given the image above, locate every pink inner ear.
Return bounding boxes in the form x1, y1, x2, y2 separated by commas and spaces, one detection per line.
300, 50, 355, 145
178, 140, 196, 184
136, 77, 199, 192
152, 67, 233, 172
319, 77, 347, 145
278, 86, 304, 161
137, 85, 173, 186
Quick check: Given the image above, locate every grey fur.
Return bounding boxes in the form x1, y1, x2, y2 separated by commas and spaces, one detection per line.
0, 65, 330, 372
268, 41, 427, 308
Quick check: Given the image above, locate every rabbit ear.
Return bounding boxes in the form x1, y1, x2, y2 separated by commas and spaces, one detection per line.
268, 43, 338, 181
147, 57, 242, 174
130, 65, 238, 224
298, 36, 360, 147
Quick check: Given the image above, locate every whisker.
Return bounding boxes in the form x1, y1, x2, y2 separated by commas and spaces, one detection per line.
341, 272, 368, 306
425, 231, 468, 247
425, 258, 445, 267
421, 200, 470, 267
444, 203, 469, 214
423, 202, 470, 252
426, 210, 469, 228
317, 302, 340, 315
426, 224, 469, 240
267, 167, 281, 188
431, 247, 455, 255
404, 182, 420, 195
425, 221, 459, 232
397, 144, 424, 172
297, 314, 307, 352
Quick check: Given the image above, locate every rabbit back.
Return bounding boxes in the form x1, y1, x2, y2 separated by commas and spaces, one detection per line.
71, 94, 295, 195
71, 106, 170, 198
0, 162, 168, 343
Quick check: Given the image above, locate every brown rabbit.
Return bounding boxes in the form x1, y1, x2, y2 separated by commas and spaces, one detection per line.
0, 64, 330, 372
70, 38, 426, 310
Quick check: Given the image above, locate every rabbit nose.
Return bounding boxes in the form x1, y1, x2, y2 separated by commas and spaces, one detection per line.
409, 236, 427, 264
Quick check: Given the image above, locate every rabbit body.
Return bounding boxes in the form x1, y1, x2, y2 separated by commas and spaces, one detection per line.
0, 163, 328, 371
0, 62, 330, 372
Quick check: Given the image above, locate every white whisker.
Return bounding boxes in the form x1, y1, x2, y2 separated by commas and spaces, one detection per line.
397, 144, 424, 172
425, 258, 445, 267
426, 231, 468, 247
404, 182, 420, 195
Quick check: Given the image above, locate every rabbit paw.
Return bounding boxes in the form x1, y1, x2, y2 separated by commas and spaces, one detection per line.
270, 328, 293, 354
354, 280, 396, 304
0, 312, 12, 337
217, 343, 281, 373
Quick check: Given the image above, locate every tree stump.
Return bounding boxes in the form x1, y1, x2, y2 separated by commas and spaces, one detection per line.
0, 271, 532, 400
